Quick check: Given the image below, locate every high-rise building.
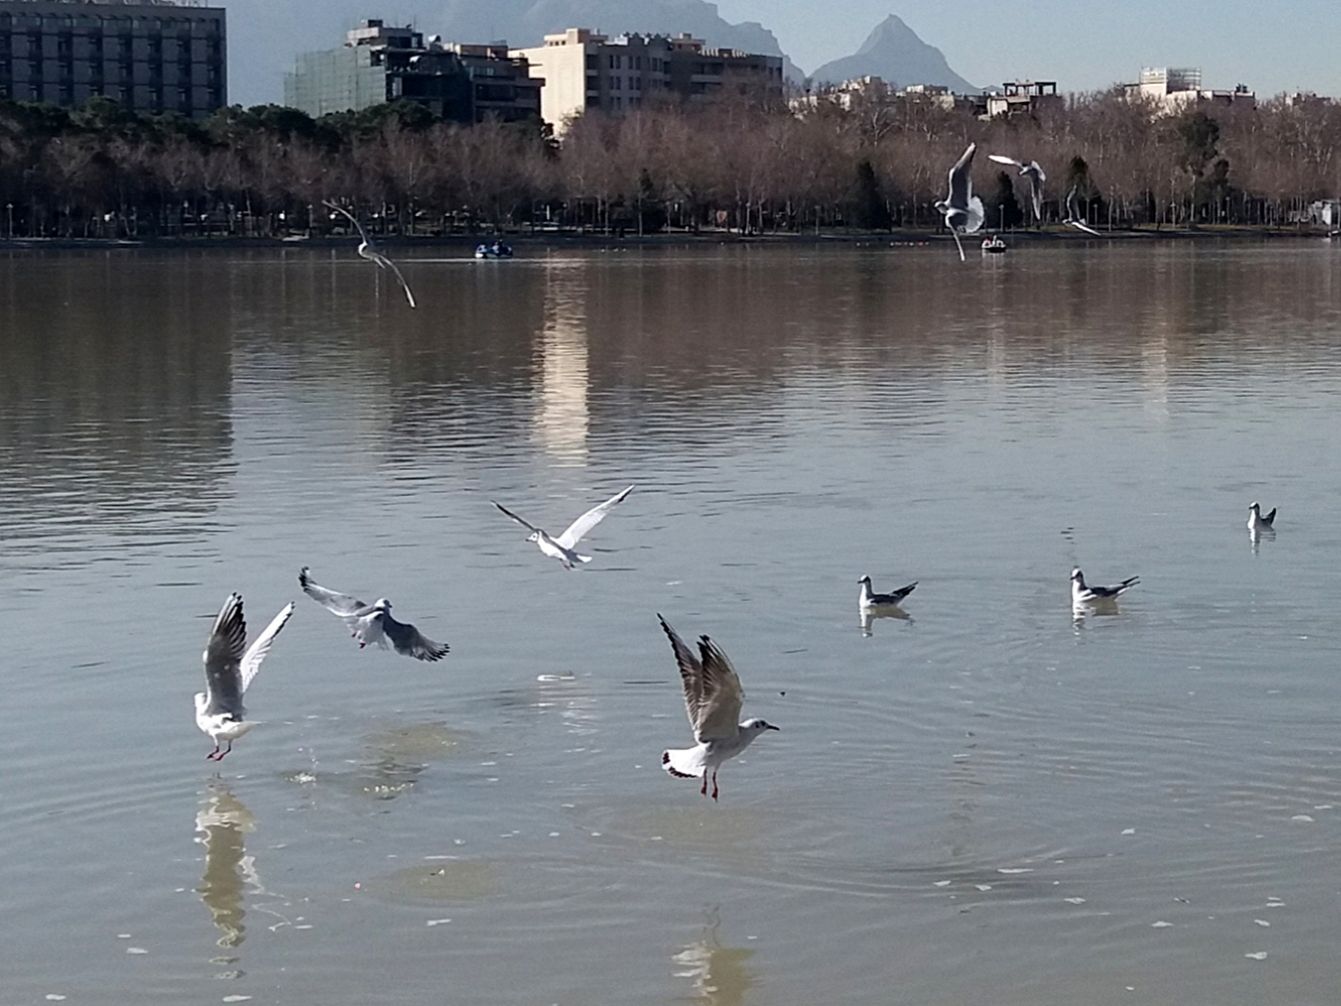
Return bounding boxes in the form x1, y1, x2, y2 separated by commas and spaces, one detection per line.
511, 28, 784, 134
0, 0, 226, 118
285, 20, 541, 124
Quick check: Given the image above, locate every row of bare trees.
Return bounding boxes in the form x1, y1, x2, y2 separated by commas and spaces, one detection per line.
1, 87, 1339, 240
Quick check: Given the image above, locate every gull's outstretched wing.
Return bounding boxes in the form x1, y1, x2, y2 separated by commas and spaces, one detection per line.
491, 500, 541, 535
950, 228, 966, 262
948, 142, 976, 205
1028, 172, 1044, 221
379, 611, 449, 662
203, 593, 247, 717
323, 200, 371, 245
988, 153, 1023, 169
240, 602, 295, 693
370, 250, 418, 309
299, 567, 367, 618
556, 485, 635, 549
658, 615, 743, 742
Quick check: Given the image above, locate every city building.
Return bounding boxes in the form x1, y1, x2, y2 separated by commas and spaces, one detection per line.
1123, 67, 1255, 114
285, 20, 541, 124
984, 80, 1061, 118
511, 27, 784, 134
794, 76, 966, 114
0, 0, 226, 117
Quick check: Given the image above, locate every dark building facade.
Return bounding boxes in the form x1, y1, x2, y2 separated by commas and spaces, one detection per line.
285, 21, 541, 125
0, 0, 226, 117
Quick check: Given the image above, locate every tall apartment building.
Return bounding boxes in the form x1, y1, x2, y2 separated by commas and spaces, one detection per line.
1123, 67, 1256, 115
0, 0, 226, 117
285, 20, 541, 124
511, 28, 784, 134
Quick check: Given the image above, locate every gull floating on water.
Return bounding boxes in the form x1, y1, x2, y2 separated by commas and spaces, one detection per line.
988, 154, 1046, 223
323, 200, 417, 308
491, 485, 634, 570
1063, 186, 1101, 236
935, 142, 985, 261
657, 615, 778, 801
1071, 567, 1139, 607
1248, 501, 1277, 531
858, 574, 917, 610
299, 567, 449, 661
195, 593, 294, 760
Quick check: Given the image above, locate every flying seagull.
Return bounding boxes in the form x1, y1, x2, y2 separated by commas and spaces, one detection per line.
195, 593, 295, 760
323, 200, 417, 308
935, 142, 985, 261
298, 567, 449, 662
858, 574, 917, 610
1063, 186, 1101, 236
1247, 501, 1277, 531
988, 154, 1046, 223
490, 485, 635, 570
657, 615, 778, 801
1071, 567, 1139, 606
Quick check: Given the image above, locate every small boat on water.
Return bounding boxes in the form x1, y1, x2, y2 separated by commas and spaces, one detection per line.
980, 235, 1007, 255
475, 241, 514, 260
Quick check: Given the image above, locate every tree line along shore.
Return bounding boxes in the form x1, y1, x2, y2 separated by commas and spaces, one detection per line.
0, 89, 1338, 241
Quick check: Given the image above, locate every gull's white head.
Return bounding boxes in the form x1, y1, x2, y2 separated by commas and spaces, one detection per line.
1070, 568, 1084, 583
373, 598, 391, 611
525, 531, 540, 543
1249, 501, 1260, 512
934, 199, 949, 215
193, 691, 207, 715
858, 575, 872, 585
742, 718, 780, 733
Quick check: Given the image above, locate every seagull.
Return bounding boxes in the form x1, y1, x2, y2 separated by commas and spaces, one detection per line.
195, 593, 295, 760
323, 200, 417, 308
934, 142, 985, 261
1247, 501, 1277, 531
490, 485, 635, 570
988, 154, 1046, 222
657, 615, 778, 801
298, 567, 449, 662
1070, 567, 1139, 606
858, 574, 917, 610
1063, 185, 1101, 236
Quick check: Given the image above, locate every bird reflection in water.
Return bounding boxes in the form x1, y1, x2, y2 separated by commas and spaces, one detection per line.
671, 909, 758, 1006
859, 606, 912, 637
195, 782, 261, 975
1250, 525, 1275, 554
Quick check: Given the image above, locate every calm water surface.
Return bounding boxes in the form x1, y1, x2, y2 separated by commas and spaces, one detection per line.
3, 242, 1341, 1004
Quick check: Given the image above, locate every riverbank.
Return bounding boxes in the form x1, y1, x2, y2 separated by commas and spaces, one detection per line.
0, 224, 1335, 252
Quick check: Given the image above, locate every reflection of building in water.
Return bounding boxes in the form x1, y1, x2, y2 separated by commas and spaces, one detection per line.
195, 784, 260, 963
672, 914, 757, 1006
533, 267, 591, 464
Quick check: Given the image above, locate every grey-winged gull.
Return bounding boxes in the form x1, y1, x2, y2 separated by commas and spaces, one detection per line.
299, 567, 449, 662
491, 485, 635, 570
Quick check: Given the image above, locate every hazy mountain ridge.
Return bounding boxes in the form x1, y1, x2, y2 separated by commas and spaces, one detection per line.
810, 14, 977, 92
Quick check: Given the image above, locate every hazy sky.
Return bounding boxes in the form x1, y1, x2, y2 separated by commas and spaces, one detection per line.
718, 0, 1338, 95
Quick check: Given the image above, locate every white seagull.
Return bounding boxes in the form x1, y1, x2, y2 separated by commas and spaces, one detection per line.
935, 142, 986, 261
1063, 185, 1101, 236
657, 615, 778, 801
988, 154, 1046, 223
1247, 501, 1277, 532
1070, 567, 1139, 606
299, 567, 449, 662
195, 593, 295, 760
323, 200, 417, 308
858, 574, 917, 610
491, 485, 635, 570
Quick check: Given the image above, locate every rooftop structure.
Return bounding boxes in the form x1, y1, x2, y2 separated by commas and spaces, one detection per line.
1123, 66, 1255, 114
511, 27, 783, 134
284, 19, 541, 124
0, 0, 226, 117
984, 80, 1060, 118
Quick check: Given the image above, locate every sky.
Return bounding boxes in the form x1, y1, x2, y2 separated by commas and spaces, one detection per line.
716, 0, 1340, 95
222, 0, 1341, 106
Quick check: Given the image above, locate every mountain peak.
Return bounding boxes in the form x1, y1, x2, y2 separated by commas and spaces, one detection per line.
812, 13, 976, 92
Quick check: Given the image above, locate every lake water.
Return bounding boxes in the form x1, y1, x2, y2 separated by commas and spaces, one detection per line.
3, 241, 1341, 1005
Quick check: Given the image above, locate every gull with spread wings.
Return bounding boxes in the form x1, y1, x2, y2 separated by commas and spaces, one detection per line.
491, 485, 635, 569
657, 615, 778, 801
1063, 185, 1101, 236
195, 593, 295, 760
323, 200, 418, 308
299, 567, 449, 662
988, 154, 1046, 223
934, 142, 985, 261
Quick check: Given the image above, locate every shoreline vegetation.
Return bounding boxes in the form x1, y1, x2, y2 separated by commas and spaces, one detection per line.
1, 89, 1339, 243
